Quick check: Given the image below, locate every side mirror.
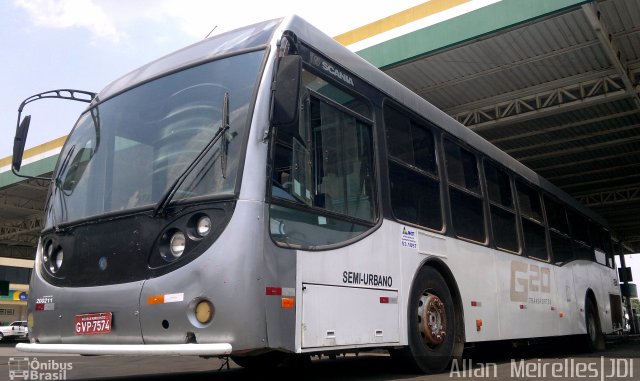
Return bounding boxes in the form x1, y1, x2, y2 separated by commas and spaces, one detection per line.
271, 55, 301, 126
12, 115, 31, 172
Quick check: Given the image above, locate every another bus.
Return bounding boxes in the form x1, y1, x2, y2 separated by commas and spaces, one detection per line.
13, 15, 623, 373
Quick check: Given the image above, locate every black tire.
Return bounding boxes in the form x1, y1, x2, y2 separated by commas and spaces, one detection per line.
584, 298, 605, 352
231, 351, 285, 370
400, 266, 457, 373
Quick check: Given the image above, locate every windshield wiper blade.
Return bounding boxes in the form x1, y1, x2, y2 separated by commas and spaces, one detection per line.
221, 92, 229, 179
152, 92, 230, 217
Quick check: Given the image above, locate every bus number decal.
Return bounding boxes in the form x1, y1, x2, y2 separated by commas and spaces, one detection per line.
401, 226, 417, 250
510, 261, 551, 304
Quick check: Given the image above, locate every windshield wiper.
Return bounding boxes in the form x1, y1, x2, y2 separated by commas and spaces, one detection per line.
221, 92, 229, 179
153, 92, 230, 217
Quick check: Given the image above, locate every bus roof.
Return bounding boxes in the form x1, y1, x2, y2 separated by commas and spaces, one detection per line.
94, 18, 281, 104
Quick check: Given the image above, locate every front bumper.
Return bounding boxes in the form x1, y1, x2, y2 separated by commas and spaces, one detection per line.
16, 342, 232, 356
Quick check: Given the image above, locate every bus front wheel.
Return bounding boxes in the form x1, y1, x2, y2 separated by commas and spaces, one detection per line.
404, 266, 456, 373
231, 351, 285, 370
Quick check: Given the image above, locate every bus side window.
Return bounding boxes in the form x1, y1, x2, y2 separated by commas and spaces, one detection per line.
444, 139, 485, 243
384, 104, 442, 231
592, 224, 611, 266
516, 180, 548, 261
568, 211, 593, 261
544, 196, 573, 265
484, 161, 518, 253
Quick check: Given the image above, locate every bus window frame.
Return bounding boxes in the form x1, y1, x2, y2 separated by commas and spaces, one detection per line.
543, 194, 574, 266
442, 135, 488, 245
381, 99, 445, 235
267, 58, 383, 251
516, 179, 551, 263
482, 158, 521, 255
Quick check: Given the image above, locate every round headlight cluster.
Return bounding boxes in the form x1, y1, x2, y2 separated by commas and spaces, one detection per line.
160, 214, 213, 264
43, 240, 64, 274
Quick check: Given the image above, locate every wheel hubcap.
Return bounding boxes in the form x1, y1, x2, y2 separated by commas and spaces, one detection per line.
418, 293, 447, 347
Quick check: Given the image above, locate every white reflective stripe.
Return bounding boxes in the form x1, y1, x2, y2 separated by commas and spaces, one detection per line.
163, 293, 184, 303
16, 343, 232, 356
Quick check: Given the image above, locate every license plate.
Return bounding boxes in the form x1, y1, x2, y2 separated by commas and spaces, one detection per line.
74, 312, 112, 335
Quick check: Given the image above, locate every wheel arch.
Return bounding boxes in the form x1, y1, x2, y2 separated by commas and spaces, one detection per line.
413, 257, 466, 357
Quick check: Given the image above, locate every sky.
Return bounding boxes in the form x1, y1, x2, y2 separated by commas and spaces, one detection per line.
0, 0, 426, 159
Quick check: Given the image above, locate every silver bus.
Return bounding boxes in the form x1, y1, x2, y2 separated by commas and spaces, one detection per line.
13, 15, 622, 373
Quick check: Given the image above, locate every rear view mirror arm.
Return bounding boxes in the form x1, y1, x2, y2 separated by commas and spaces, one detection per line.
12, 89, 96, 181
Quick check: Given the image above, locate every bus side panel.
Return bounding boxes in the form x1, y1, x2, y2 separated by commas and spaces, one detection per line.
438, 236, 501, 342
263, 204, 298, 352
295, 221, 401, 352
494, 254, 560, 340
300, 284, 399, 348
553, 264, 579, 335
595, 264, 621, 333
398, 224, 502, 343
570, 260, 597, 335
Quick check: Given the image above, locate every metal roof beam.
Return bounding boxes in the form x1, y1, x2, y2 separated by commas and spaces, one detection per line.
0, 237, 38, 247
0, 197, 44, 214
536, 148, 640, 172
505, 123, 640, 155
561, 172, 640, 191
0, 215, 42, 241
582, 3, 640, 109
445, 69, 616, 115
517, 134, 640, 162
0, 245, 35, 259
449, 74, 631, 131
4, 178, 51, 193
492, 109, 639, 144
548, 162, 640, 182
577, 185, 640, 202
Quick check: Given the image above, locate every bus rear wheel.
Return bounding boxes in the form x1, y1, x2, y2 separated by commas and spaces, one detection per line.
404, 266, 456, 373
584, 298, 605, 352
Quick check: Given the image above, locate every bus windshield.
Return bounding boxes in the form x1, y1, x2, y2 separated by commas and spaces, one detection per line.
45, 50, 265, 228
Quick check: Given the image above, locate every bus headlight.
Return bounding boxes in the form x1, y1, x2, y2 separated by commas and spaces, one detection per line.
169, 231, 186, 259
196, 216, 212, 237
50, 248, 64, 273
43, 241, 53, 264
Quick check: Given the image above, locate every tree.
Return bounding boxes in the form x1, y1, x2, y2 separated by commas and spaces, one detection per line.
631, 298, 640, 313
